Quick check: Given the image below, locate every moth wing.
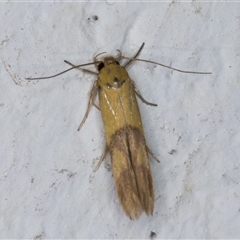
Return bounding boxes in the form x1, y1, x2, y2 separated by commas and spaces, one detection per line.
110, 127, 154, 220
128, 127, 154, 216
110, 128, 142, 220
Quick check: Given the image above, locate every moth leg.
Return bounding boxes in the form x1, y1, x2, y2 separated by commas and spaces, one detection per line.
77, 80, 98, 131
123, 42, 145, 68
64, 60, 98, 75
146, 146, 160, 163
64, 60, 100, 111
131, 81, 157, 107
93, 103, 100, 110
93, 143, 108, 172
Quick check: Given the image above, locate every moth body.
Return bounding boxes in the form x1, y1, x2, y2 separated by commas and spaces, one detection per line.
27, 43, 211, 220
97, 59, 154, 220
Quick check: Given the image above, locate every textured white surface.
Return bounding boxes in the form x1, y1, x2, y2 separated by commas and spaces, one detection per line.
1, 2, 240, 239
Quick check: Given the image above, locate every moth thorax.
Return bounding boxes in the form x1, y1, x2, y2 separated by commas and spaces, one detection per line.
112, 77, 125, 89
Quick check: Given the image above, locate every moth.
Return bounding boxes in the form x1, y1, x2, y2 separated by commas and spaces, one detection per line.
26, 43, 211, 220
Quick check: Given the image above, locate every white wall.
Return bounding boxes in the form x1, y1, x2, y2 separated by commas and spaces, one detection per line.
1, 2, 240, 239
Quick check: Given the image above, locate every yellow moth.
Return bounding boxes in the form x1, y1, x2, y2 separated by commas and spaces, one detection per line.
26, 43, 211, 220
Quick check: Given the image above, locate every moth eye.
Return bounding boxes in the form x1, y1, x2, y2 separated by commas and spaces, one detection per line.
115, 61, 120, 65
98, 62, 105, 71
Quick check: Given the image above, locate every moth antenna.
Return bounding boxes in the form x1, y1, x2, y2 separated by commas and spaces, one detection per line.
116, 49, 123, 62
26, 61, 100, 80
122, 57, 212, 75
123, 42, 145, 68
94, 52, 107, 62
64, 60, 98, 75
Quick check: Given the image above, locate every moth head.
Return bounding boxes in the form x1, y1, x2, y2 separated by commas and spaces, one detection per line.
98, 57, 120, 72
